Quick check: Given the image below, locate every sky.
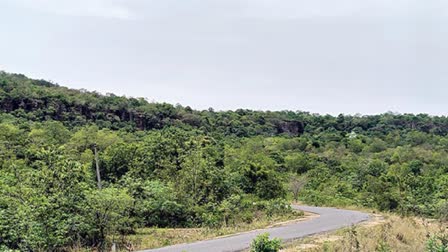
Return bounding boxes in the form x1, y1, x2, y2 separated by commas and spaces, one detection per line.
0, 0, 447, 115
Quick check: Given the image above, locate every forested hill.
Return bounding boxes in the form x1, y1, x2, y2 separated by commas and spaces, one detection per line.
1, 70, 448, 251
1, 71, 448, 136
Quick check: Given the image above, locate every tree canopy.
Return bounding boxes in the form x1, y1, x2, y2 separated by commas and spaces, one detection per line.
0, 71, 447, 251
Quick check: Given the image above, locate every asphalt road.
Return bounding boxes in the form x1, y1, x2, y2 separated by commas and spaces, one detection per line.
140, 205, 370, 252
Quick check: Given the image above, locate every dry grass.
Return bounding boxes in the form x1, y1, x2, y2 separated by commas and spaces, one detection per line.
282, 213, 448, 252
128, 211, 305, 250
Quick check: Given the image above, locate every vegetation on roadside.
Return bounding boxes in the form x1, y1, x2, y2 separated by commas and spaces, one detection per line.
128, 210, 302, 250
282, 213, 448, 252
1, 71, 448, 250
250, 233, 282, 252
426, 233, 448, 252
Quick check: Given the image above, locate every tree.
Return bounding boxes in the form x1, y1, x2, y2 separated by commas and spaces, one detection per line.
289, 175, 307, 201
67, 125, 122, 189
124, 178, 186, 227
284, 153, 311, 174
0, 148, 91, 251
85, 187, 134, 248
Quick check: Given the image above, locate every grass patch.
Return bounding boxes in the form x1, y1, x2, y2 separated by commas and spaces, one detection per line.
282, 213, 448, 252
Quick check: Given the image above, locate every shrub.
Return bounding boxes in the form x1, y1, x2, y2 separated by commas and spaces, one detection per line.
426, 233, 448, 252
250, 233, 281, 252
437, 201, 448, 223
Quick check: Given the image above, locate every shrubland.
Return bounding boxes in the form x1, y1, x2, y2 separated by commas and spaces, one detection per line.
0, 71, 448, 250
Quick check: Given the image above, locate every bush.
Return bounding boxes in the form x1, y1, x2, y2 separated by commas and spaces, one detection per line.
426, 233, 448, 252
265, 199, 292, 217
437, 201, 448, 222
250, 233, 281, 252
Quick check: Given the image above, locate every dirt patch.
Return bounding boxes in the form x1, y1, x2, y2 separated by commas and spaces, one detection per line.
285, 235, 343, 251
358, 214, 386, 228
214, 212, 318, 240
267, 212, 320, 229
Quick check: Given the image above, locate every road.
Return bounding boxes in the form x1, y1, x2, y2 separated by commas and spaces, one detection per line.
139, 205, 370, 252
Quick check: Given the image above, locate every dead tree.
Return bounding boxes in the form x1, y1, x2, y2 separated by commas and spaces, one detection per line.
92, 143, 102, 189
290, 176, 307, 201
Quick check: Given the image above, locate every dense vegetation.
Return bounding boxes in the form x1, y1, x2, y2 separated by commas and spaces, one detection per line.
0, 71, 447, 251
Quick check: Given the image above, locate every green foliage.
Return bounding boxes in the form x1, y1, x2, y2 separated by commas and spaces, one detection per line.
284, 153, 312, 174
437, 201, 448, 222
125, 178, 187, 227
2, 71, 448, 250
85, 187, 134, 246
426, 233, 448, 252
376, 241, 392, 252
250, 233, 282, 252
0, 149, 91, 251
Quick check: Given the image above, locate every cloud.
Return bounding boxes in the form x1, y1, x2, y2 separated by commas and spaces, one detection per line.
10, 0, 136, 20
10, 0, 439, 21
239, 0, 417, 19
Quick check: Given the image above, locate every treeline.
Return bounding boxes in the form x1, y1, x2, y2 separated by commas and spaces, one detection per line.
0, 71, 304, 137
0, 71, 448, 251
2, 71, 448, 137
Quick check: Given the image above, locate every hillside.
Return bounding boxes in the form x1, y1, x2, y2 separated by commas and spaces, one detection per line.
2, 71, 448, 137
0, 71, 447, 251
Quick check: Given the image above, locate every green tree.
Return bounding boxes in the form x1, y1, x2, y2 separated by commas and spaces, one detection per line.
85, 187, 134, 248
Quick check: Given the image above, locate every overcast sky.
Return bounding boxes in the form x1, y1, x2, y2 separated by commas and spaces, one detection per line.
1, 0, 447, 115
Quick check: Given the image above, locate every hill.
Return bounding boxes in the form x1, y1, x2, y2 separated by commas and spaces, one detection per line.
2, 71, 448, 136
0, 71, 447, 251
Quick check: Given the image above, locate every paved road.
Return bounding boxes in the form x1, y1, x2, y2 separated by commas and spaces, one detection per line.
140, 205, 370, 252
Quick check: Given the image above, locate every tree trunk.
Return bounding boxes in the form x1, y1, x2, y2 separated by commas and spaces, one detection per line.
94, 144, 102, 189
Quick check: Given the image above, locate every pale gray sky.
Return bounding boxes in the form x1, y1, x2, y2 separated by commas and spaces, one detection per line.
1, 0, 447, 115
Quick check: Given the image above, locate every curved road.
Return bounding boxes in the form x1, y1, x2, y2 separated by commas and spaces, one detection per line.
140, 205, 369, 252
